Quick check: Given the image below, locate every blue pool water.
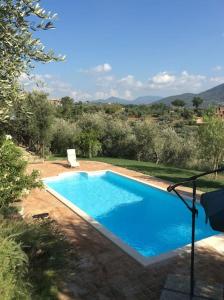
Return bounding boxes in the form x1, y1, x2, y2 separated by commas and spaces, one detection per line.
44, 171, 217, 257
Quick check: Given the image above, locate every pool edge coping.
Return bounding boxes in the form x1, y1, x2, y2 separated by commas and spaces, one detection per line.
43, 169, 223, 267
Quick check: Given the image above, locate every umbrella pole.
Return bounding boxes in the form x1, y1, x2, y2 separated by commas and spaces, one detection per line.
190, 180, 197, 298
167, 167, 224, 298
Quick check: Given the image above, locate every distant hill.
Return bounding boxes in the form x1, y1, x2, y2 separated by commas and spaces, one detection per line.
94, 95, 162, 105
198, 83, 224, 104
156, 83, 224, 106
132, 95, 161, 104
93, 83, 224, 106
156, 93, 196, 106
95, 96, 129, 105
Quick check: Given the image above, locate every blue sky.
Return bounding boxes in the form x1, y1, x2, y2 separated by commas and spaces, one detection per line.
22, 0, 224, 100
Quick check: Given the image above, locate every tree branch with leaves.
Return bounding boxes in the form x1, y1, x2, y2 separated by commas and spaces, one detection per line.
0, 0, 64, 127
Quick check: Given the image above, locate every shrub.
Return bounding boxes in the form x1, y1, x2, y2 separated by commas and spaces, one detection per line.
77, 130, 102, 158
0, 236, 30, 300
51, 119, 80, 156
198, 115, 224, 170
0, 218, 70, 299
17, 220, 69, 299
102, 119, 135, 158
0, 138, 41, 216
76, 112, 106, 136
133, 120, 155, 161
10, 92, 54, 157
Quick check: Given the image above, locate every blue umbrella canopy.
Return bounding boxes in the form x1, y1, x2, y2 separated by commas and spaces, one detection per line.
200, 189, 224, 232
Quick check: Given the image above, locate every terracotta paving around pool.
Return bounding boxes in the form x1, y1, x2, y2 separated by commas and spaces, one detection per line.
23, 161, 224, 300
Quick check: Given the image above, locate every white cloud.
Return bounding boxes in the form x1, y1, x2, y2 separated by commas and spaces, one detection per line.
108, 88, 118, 97
19, 73, 92, 101
44, 74, 54, 79
96, 75, 115, 88
178, 71, 206, 86
19, 73, 29, 82
19, 73, 46, 88
95, 91, 107, 99
119, 75, 143, 88
151, 72, 176, 84
19, 73, 31, 86
70, 90, 91, 100
95, 71, 210, 100
82, 63, 112, 74
103, 75, 114, 81
20, 68, 224, 101
213, 65, 223, 72
148, 71, 206, 93
210, 76, 224, 84
95, 75, 142, 100
95, 88, 118, 99
124, 90, 132, 99
93, 63, 112, 73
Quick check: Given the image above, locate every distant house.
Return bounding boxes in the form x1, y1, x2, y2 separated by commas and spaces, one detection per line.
216, 106, 224, 118
49, 99, 61, 106
195, 117, 204, 124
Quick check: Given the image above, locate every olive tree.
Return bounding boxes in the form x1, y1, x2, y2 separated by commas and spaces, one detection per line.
0, 0, 63, 127
60, 96, 75, 119
0, 2, 66, 297
192, 97, 203, 110
76, 113, 106, 158
171, 99, 186, 108
77, 131, 102, 158
102, 118, 135, 158
11, 91, 54, 157
51, 118, 80, 155
198, 115, 224, 170
133, 121, 155, 161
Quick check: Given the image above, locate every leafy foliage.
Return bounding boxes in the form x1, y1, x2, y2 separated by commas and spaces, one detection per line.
11, 91, 54, 157
102, 118, 135, 158
171, 99, 186, 107
0, 137, 41, 215
0, 137, 69, 298
77, 130, 102, 158
0, 1, 70, 298
198, 115, 224, 170
0, 0, 63, 126
60, 96, 75, 119
11, 91, 224, 171
133, 120, 155, 161
0, 218, 70, 299
51, 118, 80, 155
192, 97, 203, 109
0, 236, 30, 300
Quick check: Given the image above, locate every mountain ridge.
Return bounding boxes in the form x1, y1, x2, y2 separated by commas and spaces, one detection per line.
156, 83, 224, 106
93, 83, 224, 106
94, 95, 162, 105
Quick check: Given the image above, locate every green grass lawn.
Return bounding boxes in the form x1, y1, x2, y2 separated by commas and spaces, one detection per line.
47, 155, 224, 192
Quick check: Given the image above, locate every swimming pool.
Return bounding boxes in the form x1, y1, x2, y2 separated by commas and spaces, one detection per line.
44, 170, 217, 265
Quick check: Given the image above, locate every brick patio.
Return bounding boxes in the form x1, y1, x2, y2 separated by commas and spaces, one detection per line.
23, 161, 224, 300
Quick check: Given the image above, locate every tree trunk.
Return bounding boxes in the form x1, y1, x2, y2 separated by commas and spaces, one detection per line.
88, 144, 92, 159
155, 151, 159, 164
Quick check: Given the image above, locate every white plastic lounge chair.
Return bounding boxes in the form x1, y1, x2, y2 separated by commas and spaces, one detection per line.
67, 149, 80, 168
